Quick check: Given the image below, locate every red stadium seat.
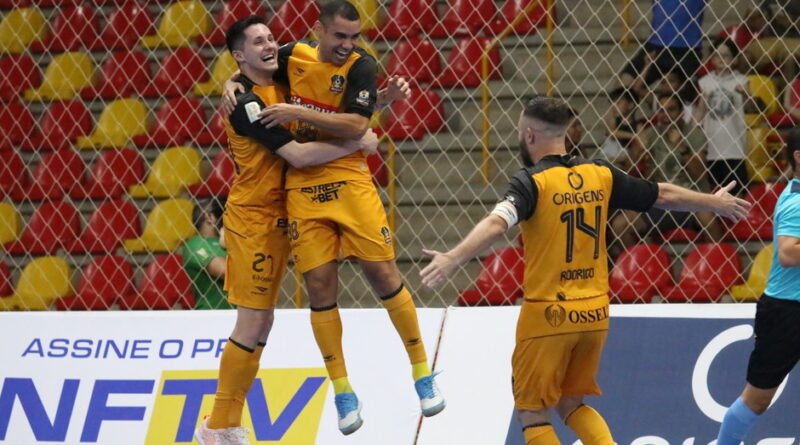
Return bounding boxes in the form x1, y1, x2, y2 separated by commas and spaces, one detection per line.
133, 97, 207, 148
20, 100, 93, 151
663, 243, 743, 302
80, 50, 151, 100
0, 0, 30, 7
429, 0, 497, 37
717, 24, 757, 50
270, 0, 319, 43
56, 256, 134, 310
140, 48, 209, 98
121, 254, 194, 310
5, 201, 80, 255
29, 5, 100, 53
458, 247, 524, 305
71, 148, 146, 200
187, 150, 235, 197
368, 0, 437, 40
609, 244, 671, 303
67, 200, 141, 254
385, 38, 441, 85
0, 54, 41, 102
0, 262, 10, 298
195, 107, 228, 146
383, 88, 445, 140
660, 228, 700, 243
197, 0, 266, 47
727, 182, 787, 241
488, 0, 550, 35
0, 102, 34, 148
33, 0, 83, 6
0, 151, 30, 199
91, 3, 154, 51
434, 37, 502, 88
11, 149, 84, 201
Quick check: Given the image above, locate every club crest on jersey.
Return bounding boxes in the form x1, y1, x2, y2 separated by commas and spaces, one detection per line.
545, 304, 567, 328
381, 226, 392, 245
356, 90, 371, 106
330, 74, 345, 93
567, 172, 584, 190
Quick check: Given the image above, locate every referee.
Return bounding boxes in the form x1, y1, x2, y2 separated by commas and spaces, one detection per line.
717, 128, 800, 444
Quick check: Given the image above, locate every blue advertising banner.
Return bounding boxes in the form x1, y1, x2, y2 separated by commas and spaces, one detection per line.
505, 317, 799, 444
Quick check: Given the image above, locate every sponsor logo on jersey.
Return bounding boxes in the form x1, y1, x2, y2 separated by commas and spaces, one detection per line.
356, 90, 370, 106
301, 181, 346, 203
567, 172, 584, 190
381, 226, 392, 245
330, 75, 345, 93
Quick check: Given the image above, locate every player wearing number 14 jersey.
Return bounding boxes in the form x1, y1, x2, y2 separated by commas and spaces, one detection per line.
421, 96, 751, 445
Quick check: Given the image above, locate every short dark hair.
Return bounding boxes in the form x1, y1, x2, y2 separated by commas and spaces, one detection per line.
523, 95, 576, 128
609, 86, 639, 103
319, 0, 360, 26
786, 128, 800, 171
193, 199, 225, 231
713, 37, 740, 60
225, 15, 269, 53
655, 91, 683, 110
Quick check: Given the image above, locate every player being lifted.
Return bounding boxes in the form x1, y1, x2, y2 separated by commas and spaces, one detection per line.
194, 16, 378, 445
221, 0, 443, 435
421, 96, 750, 445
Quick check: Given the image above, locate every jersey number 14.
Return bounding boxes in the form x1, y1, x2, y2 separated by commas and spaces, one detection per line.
559, 205, 601, 263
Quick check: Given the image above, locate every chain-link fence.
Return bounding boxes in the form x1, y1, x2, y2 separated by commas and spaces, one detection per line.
0, 0, 788, 310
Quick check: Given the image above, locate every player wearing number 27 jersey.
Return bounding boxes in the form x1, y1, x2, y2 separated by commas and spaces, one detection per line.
421, 96, 751, 445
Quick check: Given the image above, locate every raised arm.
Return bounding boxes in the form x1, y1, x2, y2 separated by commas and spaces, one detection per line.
654, 181, 751, 220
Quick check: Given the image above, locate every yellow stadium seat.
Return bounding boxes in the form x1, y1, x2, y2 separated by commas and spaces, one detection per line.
731, 244, 773, 302
746, 127, 780, 183
141, 1, 211, 48
0, 256, 72, 311
0, 202, 22, 245
23, 52, 94, 102
745, 75, 778, 127
129, 146, 202, 198
347, 0, 382, 32
193, 51, 237, 97
0, 7, 48, 54
76, 98, 148, 149
124, 198, 195, 253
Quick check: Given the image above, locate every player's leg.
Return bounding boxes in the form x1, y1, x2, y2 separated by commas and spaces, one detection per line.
518, 409, 560, 445
716, 383, 777, 445
358, 258, 444, 416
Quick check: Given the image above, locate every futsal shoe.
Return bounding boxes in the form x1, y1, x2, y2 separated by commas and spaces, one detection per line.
415, 371, 446, 417
224, 426, 250, 445
334, 392, 364, 435
194, 417, 229, 445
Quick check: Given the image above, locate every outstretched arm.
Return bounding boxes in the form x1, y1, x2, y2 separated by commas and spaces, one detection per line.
654, 181, 751, 220
420, 215, 508, 289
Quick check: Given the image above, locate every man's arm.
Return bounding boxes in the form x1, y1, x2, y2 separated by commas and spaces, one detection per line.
206, 257, 226, 279
420, 215, 508, 289
260, 105, 370, 140
653, 181, 751, 220
777, 235, 800, 267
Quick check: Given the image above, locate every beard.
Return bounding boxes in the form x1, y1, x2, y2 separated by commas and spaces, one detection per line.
519, 138, 534, 167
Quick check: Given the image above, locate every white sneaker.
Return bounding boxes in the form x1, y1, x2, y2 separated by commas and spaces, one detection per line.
194, 418, 229, 445
415, 371, 446, 417
224, 426, 251, 445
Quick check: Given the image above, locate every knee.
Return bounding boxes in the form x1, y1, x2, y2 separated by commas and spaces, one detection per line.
305, 274, 336, 299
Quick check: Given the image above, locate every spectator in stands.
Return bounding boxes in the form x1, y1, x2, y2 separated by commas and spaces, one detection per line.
744, 0, 800, 83
600, 87, 643, 171
619, 0, 706, 88
633, 68, 698, 125
696, 39, 764, 196
611, 93, 722, 252
182, 199, 232, 310
566, 117, 583, 157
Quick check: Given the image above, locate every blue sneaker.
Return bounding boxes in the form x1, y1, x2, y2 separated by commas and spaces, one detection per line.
415, 371, 445, 417
334, 392, 363, 435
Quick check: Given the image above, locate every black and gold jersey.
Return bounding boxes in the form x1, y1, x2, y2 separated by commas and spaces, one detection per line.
225, 75, 293, 210
503, 154, 658, 301
274, 40, 378, 189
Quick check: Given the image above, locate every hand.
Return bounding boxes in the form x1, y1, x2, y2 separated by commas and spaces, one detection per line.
377, 75, 411, 108
420, 249, 458, 289
257, 103, 305, 128
221, 73, 244, 115
734, 84, 748, 97
643, 51, 656, 67
357, 129, 379, 154
713, 181, 752, 221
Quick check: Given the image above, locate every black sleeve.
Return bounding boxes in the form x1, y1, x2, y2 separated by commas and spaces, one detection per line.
501, 169, 538, 222
595, 160, 659, 212
272, 42, 296, 86
342, 55, 377, 118
229, 92, 294, 152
